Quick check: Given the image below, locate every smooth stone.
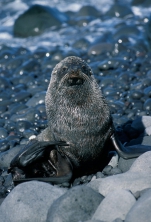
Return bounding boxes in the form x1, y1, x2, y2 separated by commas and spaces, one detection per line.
125, 189, 151, 222
0, 140, 10, 152
0, 128, 8, 139
11, 91, 30, 103
118, 157, 136, 172
143, 98, 151, 111
14, 4, 68, 37
77, 5, 100, 17
144, 126, 151, 135
131, 116, 151, 133
88, 43, 114, 56
106, 2, 133, 18
92, 190, 136, 222
26, 91, 46, 107
16, 120, 32, 133
0, 144, 24, 168
46, 186, 104, 222
0, 181, 66, 222
10, 108, 37, 122
88, 151, 151, 196
144, 86, 151, 96
126, 136, 151, 146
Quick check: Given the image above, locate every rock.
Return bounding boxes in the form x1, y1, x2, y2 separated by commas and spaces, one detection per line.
77, 5, 100, 17
26, 91, 46, 107
88, 151, 151, 196
88, 43, 114, 56
0, 128, 8, 139
118, 157, 136, 172
0, 144, 24, 168
46, 186, 104, 222
13, 4, 68, 37
131, 116, 151, 133
143, 98, 151, 111
106, 2, 133, 18
0, 181, 66, 222
92, 190, 136, 221
125, 189, 151, 222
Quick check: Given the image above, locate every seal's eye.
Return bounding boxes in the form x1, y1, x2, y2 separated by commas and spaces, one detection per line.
63, 66, 67, 72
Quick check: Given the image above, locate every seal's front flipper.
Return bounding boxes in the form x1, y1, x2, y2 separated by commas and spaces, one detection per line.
12, 149, 73, 185
111, 133, 151, 159
10, 140, 67, 168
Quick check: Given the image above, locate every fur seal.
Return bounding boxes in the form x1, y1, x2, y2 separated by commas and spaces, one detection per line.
9, 56, 151, 185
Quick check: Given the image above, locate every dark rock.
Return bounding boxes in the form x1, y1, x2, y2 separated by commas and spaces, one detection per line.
77, 5, 100, 17
11, 90, 31, 103
131, 116, 151, 133
46, 186, 103, 222
26, 91, 46, 107
0, 181, 66, 222
13, 4, 68, 37
106, 2, 133, 18
88, 43, 114, 56
0, 128, 8, 139
16, 120, 32, 132
143, 98, 151, 111
0, 140, 10, 152
131, 0, 151, 7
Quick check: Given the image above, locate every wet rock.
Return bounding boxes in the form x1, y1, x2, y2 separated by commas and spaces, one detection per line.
11, 91, 31, 103
88, 43, 114, 56
143, 98, 151, 111
106, 2, 133, 18
0, 144, 24, 168
13, 4, 68, 37
46, 186, 103, 222
131, 0, 151, 7
125, 188, 151, 222
10, 108, 38, 122
0, 181, 66, 222
0, 128, 8, 139
26, 91, 46, 107
76, 5, 100, 17
0, 140, 10, 152
92, 190, 136, 221
16, 120, 32, 132
131, 116, 151, 133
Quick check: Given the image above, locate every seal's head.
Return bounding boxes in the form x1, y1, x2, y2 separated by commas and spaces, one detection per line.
46, 56, 102, 107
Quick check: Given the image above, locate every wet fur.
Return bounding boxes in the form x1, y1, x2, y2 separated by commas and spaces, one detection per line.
37, 56, 113, 175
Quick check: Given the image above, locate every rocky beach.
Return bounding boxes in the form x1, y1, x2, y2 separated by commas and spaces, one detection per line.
1, 0, 151, 221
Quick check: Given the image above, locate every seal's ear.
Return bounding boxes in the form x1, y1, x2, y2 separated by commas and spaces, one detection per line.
110, 133, 151, 159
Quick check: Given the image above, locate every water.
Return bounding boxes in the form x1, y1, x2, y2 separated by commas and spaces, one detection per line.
0, 0, 151, 51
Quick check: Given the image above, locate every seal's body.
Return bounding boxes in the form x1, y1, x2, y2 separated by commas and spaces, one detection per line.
38, 56, 113, 174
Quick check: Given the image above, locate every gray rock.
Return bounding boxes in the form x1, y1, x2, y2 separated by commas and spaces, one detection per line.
92, 190, 136, 222
125, 189, 151, 222
46, 185, 104, 222
0, 145, 24, 168
118, 157, 136, 172
0, 181, 66, 222
26, 91, 46, 107
13, 4, 68, 37
144, 126, 151, 135
131, 116, 151, 133
88, 151, 151, 197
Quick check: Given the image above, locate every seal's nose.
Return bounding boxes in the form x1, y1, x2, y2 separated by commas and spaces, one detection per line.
67, 77, 84, 86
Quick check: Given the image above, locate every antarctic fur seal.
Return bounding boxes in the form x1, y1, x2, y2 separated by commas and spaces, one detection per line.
9, 56, 151, 184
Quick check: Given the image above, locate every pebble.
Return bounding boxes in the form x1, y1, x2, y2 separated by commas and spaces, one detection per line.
125, 188, 151, 222
26, 91, 46, 107
46, 186, 104, 222
88, 151, 151, 197
92, 190, 136, 221
0, 128, 8, 139
0, 181, 66, 222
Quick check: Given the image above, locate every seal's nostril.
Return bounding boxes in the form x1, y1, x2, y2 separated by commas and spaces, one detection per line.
67, 78, 84, 86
